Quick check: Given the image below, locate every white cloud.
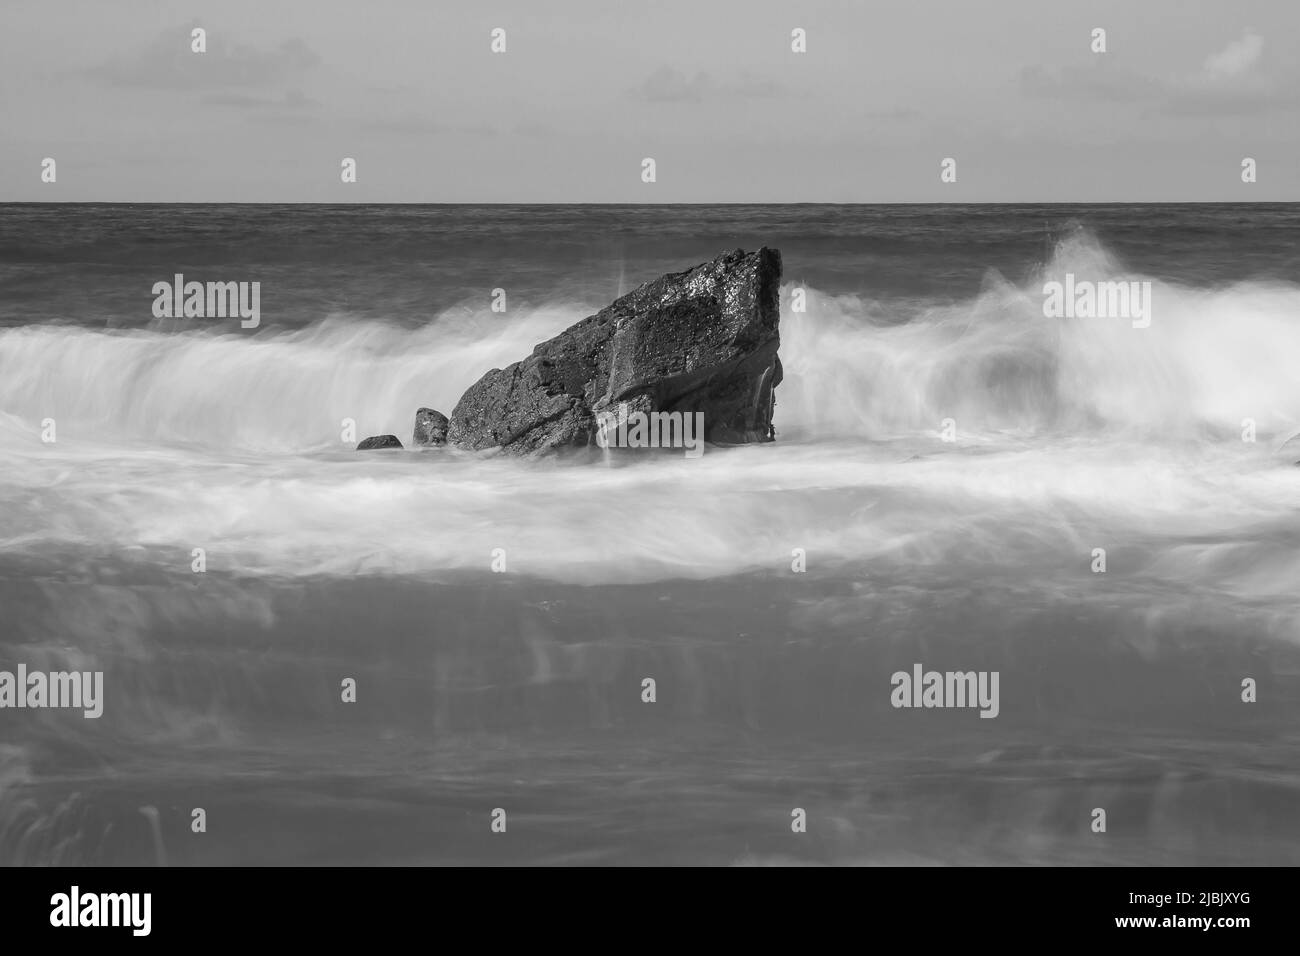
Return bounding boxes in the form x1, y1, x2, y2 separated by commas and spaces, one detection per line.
1202, 30, 1263, 79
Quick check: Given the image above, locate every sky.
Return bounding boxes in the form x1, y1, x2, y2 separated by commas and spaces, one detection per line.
1, 0, 1298, 202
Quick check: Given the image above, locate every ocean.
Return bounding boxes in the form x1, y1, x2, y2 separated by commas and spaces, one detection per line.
1, 203, 1298, 865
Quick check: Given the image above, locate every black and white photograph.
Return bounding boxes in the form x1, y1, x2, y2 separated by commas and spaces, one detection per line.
0, 0, 1294, 935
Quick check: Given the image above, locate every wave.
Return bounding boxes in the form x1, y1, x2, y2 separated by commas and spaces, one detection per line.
1, 231, 1299, 452
0, 304, 586, 453
0, 232, 1298, 596
778, 229, 1300, 444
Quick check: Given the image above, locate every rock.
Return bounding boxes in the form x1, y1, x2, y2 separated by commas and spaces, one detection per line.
357, 435, 403, 450
413, 407, 450, 447
448, 247, 782, 456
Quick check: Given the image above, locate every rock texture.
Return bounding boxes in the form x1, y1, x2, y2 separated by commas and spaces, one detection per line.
448, 248, 782, 455
357, 435, 403, 450
413, 408, 449, 447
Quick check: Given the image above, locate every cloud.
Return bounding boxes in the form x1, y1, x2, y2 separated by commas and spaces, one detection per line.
1019, 29, 1292, 117
90, 30, 321, 90
1161, 82, 1300, 117
727, 73, 787, 99
194, 88, 321, 129
1202, 30, 1263, 79
636, 67, 711, 103
632, 67, 789, 103
357, 114, 499, 137
200, 89, 319, 111
1018, 64, 1163, 103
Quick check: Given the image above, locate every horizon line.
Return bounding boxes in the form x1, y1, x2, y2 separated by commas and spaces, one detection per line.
2, 199, 1296, 206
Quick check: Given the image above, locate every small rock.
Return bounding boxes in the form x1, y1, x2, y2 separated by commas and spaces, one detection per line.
357, 435, 403, 450
413, 408, 450, 447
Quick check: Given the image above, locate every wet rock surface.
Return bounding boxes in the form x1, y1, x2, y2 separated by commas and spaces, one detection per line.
357, 435, 403, 450
448, 248, 783, 456
413, 408, 449, 447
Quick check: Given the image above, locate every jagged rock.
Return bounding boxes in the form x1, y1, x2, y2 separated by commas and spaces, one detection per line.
413, 408, 450, 447
448, 248, 782, 456
357, 435, 402, 450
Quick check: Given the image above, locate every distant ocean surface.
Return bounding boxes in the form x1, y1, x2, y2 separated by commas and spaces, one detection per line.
2, 204, 1299, 865
4, 204, 1300, 329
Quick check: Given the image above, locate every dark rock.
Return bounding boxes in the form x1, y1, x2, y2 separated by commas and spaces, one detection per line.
413, 407, 450, 447
448, 248, 782, 455
357, 435, 403, 450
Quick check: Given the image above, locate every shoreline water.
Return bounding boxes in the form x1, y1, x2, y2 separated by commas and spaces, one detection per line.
2, 571, 1296, 865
